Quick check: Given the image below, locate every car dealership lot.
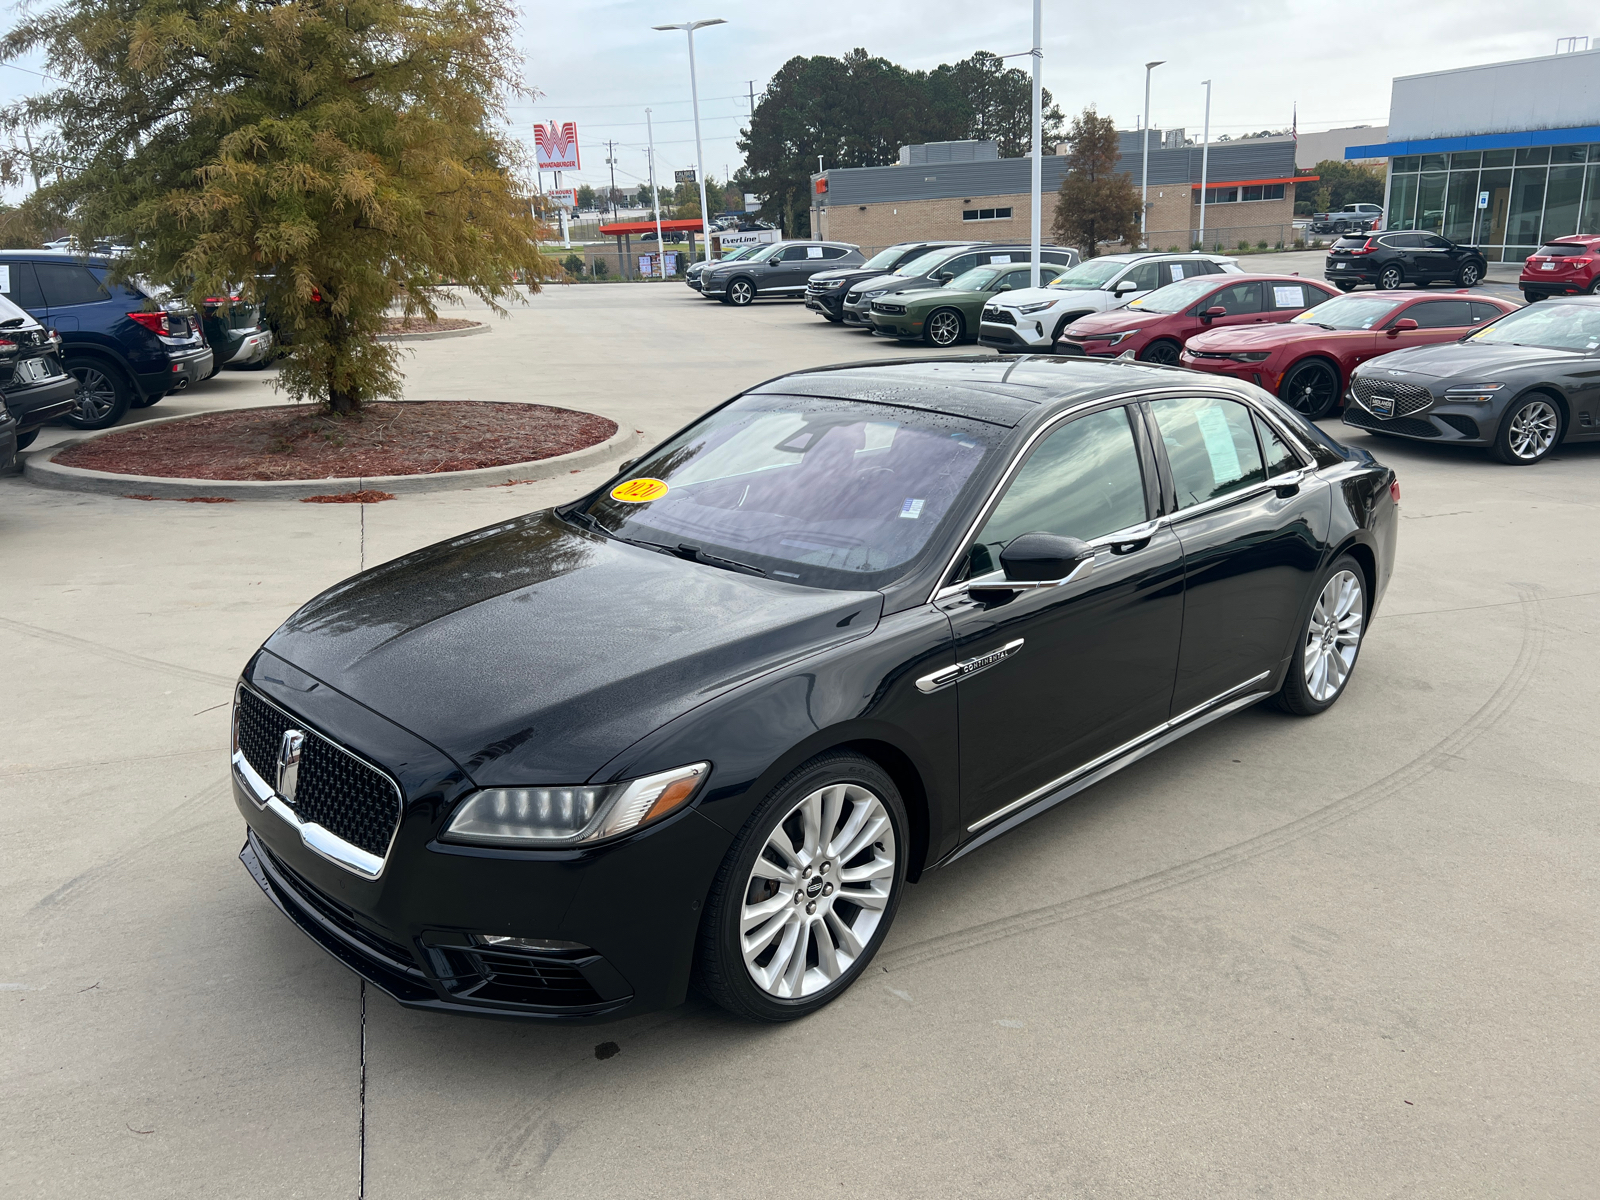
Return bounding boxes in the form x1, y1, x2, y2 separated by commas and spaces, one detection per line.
3, 279, 1597, 1198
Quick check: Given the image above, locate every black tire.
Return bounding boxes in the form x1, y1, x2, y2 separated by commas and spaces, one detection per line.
15, 428, 38, 450
727, 278, 756, 306
1456, 262, 1482, 287
61, 358, 132, 429
1139, 338, 1182, 365
1334, 281, 1358, 293
1049, 312, 1090, 351
130, 391, 164, 409
1279, 359, 1341, 420
1378, 264, 1404, 291
1491, 393, 1563, 465
1588, 278, 1600, 296
1272, 553, 1369, 716
823, 312, 842, 324
924, 307, 964, 347
693, 751, 908, 1022
1522, 290, 1541, 303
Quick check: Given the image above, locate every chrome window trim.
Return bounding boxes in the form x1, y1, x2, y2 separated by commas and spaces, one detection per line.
230, 682, 404, 881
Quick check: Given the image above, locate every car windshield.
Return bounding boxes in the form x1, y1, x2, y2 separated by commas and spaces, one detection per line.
718, 247, 755, 262
946, 266, 1006, 291
570, 394, 1003, 591
1466, 302, 1600, 352
1290, 294, 1401, 330
742, 244, 784, 264
896, 248, 962, 278
862, 244, 923, 271
1125, 276, 1224, 314
1047, 259, 1130, 290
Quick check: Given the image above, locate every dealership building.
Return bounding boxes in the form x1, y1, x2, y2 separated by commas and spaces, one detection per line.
1349, 47, 1600, 260
811, 135, 1305, 255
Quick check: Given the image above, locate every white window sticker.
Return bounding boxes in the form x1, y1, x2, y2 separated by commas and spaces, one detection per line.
899, 498, 925, 519
989, 254, 1012, 264
1169, 263, 1186, 280
1273, 285, 1305, 308
807, 246, 824, 258
1195, 405, 1242, 482
0, 265, 9, 293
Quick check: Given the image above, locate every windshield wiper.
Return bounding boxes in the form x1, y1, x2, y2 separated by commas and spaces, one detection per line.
607, 532, 767, 577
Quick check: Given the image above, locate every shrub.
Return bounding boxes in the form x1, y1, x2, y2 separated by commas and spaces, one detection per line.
592, 258, 609, 278
562, 253, 585, 278
1167, 245, 1181, 253
1274, 240, 1285, 250
1257, 240, 1269, 250
1237, 240, 1251, 252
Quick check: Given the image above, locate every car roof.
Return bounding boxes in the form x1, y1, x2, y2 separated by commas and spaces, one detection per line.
0, 248, 115, 266
1543, 234, 1600, 243
747, 355, 1229, 428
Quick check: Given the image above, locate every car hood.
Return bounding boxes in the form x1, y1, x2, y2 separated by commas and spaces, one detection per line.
896, 287, 982, 307
1357, 340, 1582, 380
1069, 306, 1173, 335
263, 511, 882, 785
1185, 323, 1346, 353
987, 286, 1061, 308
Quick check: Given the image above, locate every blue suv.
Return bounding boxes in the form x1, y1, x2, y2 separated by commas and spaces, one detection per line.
0, 251, 214, 429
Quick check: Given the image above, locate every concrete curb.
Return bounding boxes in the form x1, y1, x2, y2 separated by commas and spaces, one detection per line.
376, 320, 492, 342
23, 405, 641, 500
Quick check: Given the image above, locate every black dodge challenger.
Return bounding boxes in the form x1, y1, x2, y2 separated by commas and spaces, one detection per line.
232, 356, 1399, 1022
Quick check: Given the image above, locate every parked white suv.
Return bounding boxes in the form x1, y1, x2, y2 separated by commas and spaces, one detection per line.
977, 252, 1239, 352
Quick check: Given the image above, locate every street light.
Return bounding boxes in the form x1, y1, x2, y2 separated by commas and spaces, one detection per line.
653, 18, 726, 262
1141, 61, 1165, 248
1028, 0, 1042, 287
1199, 79, 1212, 253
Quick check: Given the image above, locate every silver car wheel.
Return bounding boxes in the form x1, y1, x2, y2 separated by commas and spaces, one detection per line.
72, 367, 119, 421
1507, 399, 1558, 460
927, 310, 961, 346
1304, 569, 1364, 703
729, 280, 754, 306
739, 782, 896, 999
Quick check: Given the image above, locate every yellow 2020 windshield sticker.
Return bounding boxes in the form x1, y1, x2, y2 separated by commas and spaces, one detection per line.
610, 477, 669, 503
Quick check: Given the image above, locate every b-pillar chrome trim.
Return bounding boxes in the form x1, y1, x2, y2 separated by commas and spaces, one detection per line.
947, 670, 1275, 860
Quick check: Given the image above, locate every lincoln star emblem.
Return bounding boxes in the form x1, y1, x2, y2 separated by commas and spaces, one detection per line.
276, 729, 305, 804
1387, 370, 1405, 376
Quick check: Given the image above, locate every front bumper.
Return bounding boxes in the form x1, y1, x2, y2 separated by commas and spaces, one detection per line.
1178, 351, 1277, 390
1342, 387, 1495, 445
841, 300, 876, 327
868, 312, 920, 338
7, 371, 79, 431
978, 320, 1052, 352
806, 290, 846, 317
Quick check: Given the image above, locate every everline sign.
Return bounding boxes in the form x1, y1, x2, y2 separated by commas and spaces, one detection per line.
535, 122, 581, 171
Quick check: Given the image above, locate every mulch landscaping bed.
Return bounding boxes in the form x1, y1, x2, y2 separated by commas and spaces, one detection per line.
56, 402, 616, 481
381, 316, 479, 334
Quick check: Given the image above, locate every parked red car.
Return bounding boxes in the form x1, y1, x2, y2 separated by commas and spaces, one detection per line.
1519, 235, 1600, 302
1180, 290, 1519, 418
1057, 274, 1338, 366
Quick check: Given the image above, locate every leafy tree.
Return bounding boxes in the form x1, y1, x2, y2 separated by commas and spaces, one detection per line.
634, 183, 653, 208
1296, 159, 1385, 212
928, 52, 1065, 158
1051, 108, 1141, 258
2, 0, 553, 415
576, 183, 599, 210
0, 204, 47, 249
673, 176, 722, 220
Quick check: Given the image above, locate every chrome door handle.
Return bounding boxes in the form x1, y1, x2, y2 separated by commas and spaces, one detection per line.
916, 638, 1025, 693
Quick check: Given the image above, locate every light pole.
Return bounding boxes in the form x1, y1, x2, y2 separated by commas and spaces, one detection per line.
1029, 0, 1042, 287
647, 108, 666, 279
653, 18, 726, 263
1141, 61, 1165, 248
1198, 79, 1212, 252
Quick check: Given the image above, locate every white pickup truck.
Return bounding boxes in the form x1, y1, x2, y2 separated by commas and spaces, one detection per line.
1308, 203, 1383, 234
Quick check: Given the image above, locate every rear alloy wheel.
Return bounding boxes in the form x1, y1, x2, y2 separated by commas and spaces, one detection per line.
1273, 556, 1367, 716
62, 360, 131, 429
1280, 360, 1341, 420
1139, 339, 1182, 365
924, 308, 964, 347
727, 279, 755, 306
1457, 262, 1482, 287
1378, 264, 1404, 290
695, 752, 906, 1021
1492, 395, 1561, 465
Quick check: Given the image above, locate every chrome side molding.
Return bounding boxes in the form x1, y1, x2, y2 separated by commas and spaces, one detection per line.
916, 638, 1025, 694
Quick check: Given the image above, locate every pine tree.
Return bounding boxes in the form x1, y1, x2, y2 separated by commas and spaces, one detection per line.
1051, 108, 1142, 258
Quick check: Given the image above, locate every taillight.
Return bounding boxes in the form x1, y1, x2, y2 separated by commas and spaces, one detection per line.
127, 311, 170, 335
1347, 239, 1378, 256
1390, 479, 1401, 503
0, 338, 17, 357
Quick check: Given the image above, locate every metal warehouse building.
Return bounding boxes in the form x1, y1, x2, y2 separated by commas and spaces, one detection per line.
811, 136, 1303, 255
1351, 46, 1600, 261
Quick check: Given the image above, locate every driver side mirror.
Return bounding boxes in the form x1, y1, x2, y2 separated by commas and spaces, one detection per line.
1114, 279, 1139, 295
1387, 317, 1419, 338
1200, 305, 1228, 322
969, 532, 1095, 595
933, 270, 953, 282
996, 282, 1012, 291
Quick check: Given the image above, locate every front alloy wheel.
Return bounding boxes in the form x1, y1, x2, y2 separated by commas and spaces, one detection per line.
695, 752, 906, 1021
728, 279, 755, 306
1274, 556, 1367, 715
1493, 396, 1561, 465
925, 308, 963, 346
1140, 339, 1182, 365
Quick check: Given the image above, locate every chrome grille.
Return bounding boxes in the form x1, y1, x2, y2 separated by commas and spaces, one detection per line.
982, 306, 1015, 326
236, 687, 402, 859
1353, 376, 1434, 417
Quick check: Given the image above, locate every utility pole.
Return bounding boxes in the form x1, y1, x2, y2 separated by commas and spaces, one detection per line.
647, 109, 666, 279
1028, 0, 1042, 287
605, 140, 620, 221
21, 129, 41, 191
1141, 62, 1165, 248
1199, 81, 1212, 252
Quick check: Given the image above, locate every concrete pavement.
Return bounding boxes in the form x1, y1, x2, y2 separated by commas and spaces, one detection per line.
3, 279, 1596, 1198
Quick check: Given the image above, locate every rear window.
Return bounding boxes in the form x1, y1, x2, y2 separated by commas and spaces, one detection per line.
1536, 243, 1591, 257
1332, 237, 1369, 250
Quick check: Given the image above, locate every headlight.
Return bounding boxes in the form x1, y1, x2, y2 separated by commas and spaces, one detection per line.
1443, 383, 1504, 404
1103, 329, 1140, 345
1016, 300, 1055, 314
1229, 352, 1271, 363
442, 762, 708, 846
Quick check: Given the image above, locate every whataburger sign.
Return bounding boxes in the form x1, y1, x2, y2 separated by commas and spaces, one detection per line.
535, 122, 580, 171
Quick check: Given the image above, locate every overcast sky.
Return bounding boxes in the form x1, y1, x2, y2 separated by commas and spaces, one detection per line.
1, 0, 1595, 204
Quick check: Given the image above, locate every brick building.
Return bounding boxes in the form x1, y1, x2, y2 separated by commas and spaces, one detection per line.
812, 135, 1305, 256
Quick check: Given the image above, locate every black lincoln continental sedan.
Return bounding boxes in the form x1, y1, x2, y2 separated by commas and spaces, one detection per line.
233, 357, 1398, 1023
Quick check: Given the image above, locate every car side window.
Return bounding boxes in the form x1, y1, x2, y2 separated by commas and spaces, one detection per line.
1208, 281, 1263, 315
1043, 251, 1074, 265
1, 261, 46, 310
1148, 396, 1267, 509
1423, 235, 1451, 249
940, 253, 979, 277
35, 262, 112, 307
1254, 414, 1303, 477
964, 406, 1148, 578
1161, 260, 1191, 285
1469, 302, 1504, 324
820, 246, 850, 259
1125, 261, 1160, 292
1405, 300, 1474, 328
996, 268, 1032, 291
780, 246, 812, 261
1266, 282, 1312, 312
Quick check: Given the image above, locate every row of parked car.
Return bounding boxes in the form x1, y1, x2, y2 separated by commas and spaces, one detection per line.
0, 248, 275, 465
681, 234, 1600, 467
